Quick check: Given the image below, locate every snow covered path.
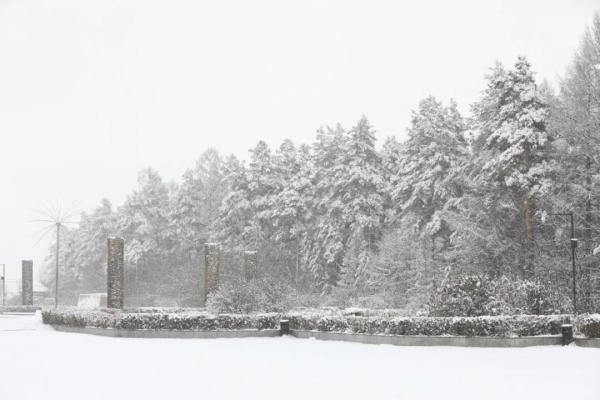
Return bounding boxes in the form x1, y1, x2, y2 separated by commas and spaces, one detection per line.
0, 313, 599, 400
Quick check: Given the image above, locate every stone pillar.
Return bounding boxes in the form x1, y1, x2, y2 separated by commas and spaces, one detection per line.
243, 250, 257, 281
204, 243, 220, 304
107, 237, 124, 309
21, 260, 33, 306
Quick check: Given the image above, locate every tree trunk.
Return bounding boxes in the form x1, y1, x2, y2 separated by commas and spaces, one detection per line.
524, 195, 535, 279
523, 141, 535, 279
583, 155, 592, 311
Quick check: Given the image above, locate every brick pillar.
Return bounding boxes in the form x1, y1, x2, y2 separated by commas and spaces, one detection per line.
107, 237, 124, 309
204, 243, 220, 305
21, 260, 33, 306
243, 250, 257, 281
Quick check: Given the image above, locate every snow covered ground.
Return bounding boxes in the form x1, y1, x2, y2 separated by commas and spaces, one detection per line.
0, 313, 599, 400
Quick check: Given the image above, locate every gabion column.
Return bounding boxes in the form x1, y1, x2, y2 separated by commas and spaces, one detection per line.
107, 237, 124, 309
204, 243, 220, 304
243, 250, 257, 281
21, 260, 33, 306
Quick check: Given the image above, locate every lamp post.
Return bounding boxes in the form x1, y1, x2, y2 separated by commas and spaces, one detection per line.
55, 222, 60, 308
1, 263, 5, 306
550, 211, 578, 314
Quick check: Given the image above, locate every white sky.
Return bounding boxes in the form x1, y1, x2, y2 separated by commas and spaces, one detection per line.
0, 0, 598, 292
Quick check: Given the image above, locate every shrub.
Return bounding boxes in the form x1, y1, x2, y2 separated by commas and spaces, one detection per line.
428, 274, 571, 317
492, 276, 571, 315
428, 274, 501, 317
575, 314, 600, 338
206, 276, 294, 314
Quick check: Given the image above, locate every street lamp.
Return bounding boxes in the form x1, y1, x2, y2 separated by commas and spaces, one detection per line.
30, 200, 78, 308
550, 211, 578, 314
1, 264, 5, 306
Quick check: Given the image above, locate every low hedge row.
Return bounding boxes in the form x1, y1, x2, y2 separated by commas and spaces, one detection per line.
285, 313, 571, 337
0, 305, 41, 313
39, 308, 594, 337
42, 309, 280, 331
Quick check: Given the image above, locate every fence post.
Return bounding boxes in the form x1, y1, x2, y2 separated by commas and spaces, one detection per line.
204, 243, 220, 305
21, 260, 33, 306
107, 237, 125, 309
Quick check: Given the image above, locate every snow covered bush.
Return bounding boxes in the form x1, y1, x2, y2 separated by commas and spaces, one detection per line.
428, 274, 570, 317
491, 276, 571, 315
575, 314, 600, 338
428, 274, 501, 317
206, 276, 294, 314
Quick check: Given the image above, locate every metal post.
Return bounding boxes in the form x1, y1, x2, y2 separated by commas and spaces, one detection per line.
569, 212, 577, 315
550, 211, 578, 315
55, 223, 60, 308
1, 264, 5, 306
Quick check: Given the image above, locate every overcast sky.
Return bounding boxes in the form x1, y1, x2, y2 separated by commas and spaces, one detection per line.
0, 0, 598, 291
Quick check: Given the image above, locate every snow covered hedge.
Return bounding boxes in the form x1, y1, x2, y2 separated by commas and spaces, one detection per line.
42, 309, 280, 331
574, 314, 600, 338
0, 305, 41, 313
285, 313, 570, 337
42, 308, 578, 337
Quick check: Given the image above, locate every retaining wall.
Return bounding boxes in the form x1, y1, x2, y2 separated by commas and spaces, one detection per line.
48, 324, 599, 347
290, 330, 563, 347
51, 324, 280, 339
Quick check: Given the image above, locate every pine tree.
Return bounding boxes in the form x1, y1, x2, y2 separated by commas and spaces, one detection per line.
270, 140, 314, 285
390, 97, 467, 246
552, 13, 600, 310
215, 155, 252, 250
171, 148, 226, 252
306, 125, 347, 289
309, 117, 386, 289
471, 57, 552, 278
118, 168, 173, 305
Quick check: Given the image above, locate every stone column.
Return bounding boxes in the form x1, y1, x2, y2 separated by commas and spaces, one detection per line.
243, 250, 257, 281
21, 260, 33, 306
107, 237, 124, 309
204, 243, 220, 305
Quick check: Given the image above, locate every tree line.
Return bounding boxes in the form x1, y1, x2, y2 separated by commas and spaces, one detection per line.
43, 14, 600, 313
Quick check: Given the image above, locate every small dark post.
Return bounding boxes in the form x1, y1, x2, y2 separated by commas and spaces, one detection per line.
549, 211, 578, 314
204, 243, 220, 305
569, 211, 577, 314
107, 237, 125, 309
21, 260, 33, 306
243, 250, 257, 281
561, 324, 573, 346
280, 319, 290, 336
1, 263, 5, 306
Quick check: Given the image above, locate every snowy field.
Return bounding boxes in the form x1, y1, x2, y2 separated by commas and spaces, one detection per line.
0, 313, 599, 400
